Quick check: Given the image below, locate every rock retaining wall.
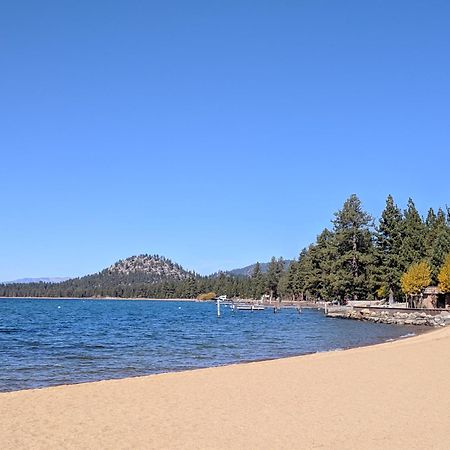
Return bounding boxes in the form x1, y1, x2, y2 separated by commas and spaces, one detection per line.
326, 306, 450, 327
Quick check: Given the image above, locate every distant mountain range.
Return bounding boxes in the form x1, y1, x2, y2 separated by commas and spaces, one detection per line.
227, 260, 294, 277
3, 277, 71, 284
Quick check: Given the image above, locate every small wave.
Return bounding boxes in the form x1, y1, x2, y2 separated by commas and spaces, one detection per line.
62, 355, 104, 361
84, 344, 108, 349
315, 347, 344, 354
399, 333, 416, 339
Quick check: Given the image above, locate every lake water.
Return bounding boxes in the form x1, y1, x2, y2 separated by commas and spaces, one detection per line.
0, 298, 424, 392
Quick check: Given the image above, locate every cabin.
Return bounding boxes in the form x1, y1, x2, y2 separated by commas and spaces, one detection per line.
419, 287, 450, 309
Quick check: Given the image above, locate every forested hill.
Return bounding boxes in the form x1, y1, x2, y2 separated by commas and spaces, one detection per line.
105, 254, 191, 280
0, 255, 196, 298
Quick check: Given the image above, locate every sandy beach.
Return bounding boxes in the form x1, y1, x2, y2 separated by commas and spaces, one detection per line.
1, 327, 450, 449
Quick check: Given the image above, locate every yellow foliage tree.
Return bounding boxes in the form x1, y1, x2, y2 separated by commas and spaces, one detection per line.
438, 253, 450, 293
400, 261, 432, 296
197, 292, 216, 301
376, 284, 389, 299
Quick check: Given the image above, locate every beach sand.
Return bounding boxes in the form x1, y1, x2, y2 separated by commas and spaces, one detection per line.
1, 327, 450, 449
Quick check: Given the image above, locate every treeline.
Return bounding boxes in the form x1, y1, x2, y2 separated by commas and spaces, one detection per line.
278, 194, 450, 302
1, 194, 449, 302
0, 259, 285, 300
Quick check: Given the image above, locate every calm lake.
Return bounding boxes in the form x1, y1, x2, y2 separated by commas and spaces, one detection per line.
0, 298, 424, 392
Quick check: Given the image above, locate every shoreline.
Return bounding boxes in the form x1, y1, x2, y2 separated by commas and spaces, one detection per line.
2, 327, 450, 448
0, 296, 198, 302
1, 326, 430, 395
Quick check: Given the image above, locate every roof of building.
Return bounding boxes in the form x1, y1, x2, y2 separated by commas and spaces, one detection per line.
423, 286, 441, 294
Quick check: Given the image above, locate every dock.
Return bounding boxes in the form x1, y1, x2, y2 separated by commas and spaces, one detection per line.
234, 304, 265, 311
213, 298, 325, 317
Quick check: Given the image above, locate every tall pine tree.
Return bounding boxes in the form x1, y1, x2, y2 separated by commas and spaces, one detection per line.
427, 208, 450, 282
250, 262, 265, 299
400, 198, 426, 270
266, 257, 284, 301
331, 194, 374, 301
374, 195, 404, 300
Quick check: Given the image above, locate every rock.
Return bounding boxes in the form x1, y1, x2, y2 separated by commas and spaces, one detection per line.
412, 319, 427, 325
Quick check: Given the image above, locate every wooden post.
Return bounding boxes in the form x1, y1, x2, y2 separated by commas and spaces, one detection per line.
217, 298, 221, 318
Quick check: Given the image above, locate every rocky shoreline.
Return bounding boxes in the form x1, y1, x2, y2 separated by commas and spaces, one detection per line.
326, 305, 450, 327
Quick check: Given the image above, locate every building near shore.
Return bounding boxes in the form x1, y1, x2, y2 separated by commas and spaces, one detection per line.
419, 287, 450, 309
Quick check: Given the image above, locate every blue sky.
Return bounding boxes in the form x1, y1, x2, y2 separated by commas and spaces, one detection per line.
1, 1, 449, 280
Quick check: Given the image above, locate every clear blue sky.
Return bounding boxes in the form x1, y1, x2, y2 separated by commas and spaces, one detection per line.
1, 1, 449, 280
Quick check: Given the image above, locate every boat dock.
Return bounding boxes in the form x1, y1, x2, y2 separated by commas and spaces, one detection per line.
233, 304, 265, 311
214, 297, 325, 317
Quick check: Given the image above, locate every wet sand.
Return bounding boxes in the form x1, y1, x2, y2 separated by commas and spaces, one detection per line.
1, 326, 450, 449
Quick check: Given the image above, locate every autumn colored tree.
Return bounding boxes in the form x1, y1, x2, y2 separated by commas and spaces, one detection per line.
438, 253, 450, 293
400, 261, 432, 296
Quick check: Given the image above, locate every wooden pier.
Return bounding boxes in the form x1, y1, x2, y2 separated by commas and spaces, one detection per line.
213, 298, 326, 316
234, 304, 265, 311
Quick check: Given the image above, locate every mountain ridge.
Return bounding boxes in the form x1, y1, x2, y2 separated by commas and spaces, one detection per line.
226, 260, 294, 277
3, 277, 71, 284
4, 256, 293, 284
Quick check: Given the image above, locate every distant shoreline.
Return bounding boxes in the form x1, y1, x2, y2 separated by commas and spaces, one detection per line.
0, 296, 198, 302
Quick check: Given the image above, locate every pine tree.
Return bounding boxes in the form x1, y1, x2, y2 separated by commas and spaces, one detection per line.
266, 257, 284, 301
308, 229, 336, 300
400, 198, 426, 270
331, 194, 374, 301
294, 248, 310, 301
374, 195, 404, 300
427, 208, 450, 282
250, 262, 265, 299
279, 260, 305, 301
301, 244, 320, 299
